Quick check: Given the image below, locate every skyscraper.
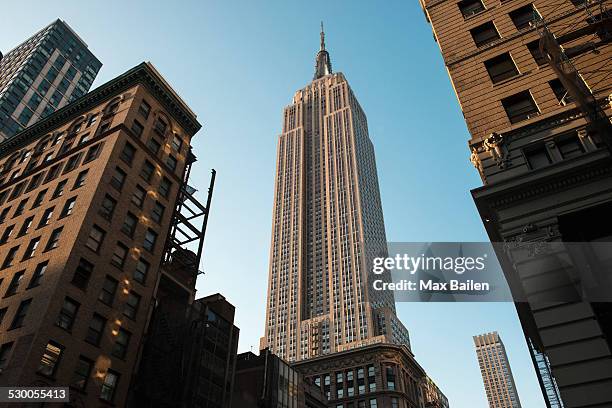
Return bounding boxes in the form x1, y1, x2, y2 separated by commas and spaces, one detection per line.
474, 332, 522, 408
0, 19, 101, 140
419, 0, 612, 405
262, 25, 410, 363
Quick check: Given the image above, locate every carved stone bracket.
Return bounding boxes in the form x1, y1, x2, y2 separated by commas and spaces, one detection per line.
483, 132, 510, 169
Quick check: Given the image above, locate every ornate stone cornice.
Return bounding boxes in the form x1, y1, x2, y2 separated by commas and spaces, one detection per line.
0, 62, 201, 159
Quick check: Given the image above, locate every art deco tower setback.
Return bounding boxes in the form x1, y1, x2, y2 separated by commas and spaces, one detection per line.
262, 26, 410, 363
0, 19, 101, 140
474, 332, 522, 408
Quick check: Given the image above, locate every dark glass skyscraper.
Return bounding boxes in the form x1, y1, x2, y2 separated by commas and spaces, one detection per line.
0, 19, 101, 140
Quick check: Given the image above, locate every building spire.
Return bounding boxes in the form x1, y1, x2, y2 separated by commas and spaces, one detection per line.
314, 21, 332, 79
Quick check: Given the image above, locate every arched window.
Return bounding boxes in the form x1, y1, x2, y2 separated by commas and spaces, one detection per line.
103, 97, 122, 117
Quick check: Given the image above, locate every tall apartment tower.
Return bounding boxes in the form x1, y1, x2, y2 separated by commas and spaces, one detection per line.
420, 0, 612, 406
0, 62, 201, 407
474, 332, 522, 408
0, 19, 101, 140
262, 25, 410, 364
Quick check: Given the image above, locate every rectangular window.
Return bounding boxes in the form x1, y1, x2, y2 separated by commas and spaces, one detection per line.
5, 270, 24, 297
56, 297, 79, 331
120, 142, 136, 166
9, 183, 26, 201
110, 167, 127, 191
84, 143, 103, 162
86, 225, 106, 252
71, 356, 93, 390
510, 4, 540, 30
458, 0, 485, 17
112, 328, 131, 359
143, 229, 157, 252
26, 173, 43, 192
139, 100, 151, 119
2, 246, 19, 269
13, 199, 28, 217
72, 258, 94, 289
171, 135, 183, 152
147, 137, 162, 154
28, 261, 48, 287
140, 161, 155, 182
0, 208, 9, 224
0, 342, 13, 370
31, 189, 47, 208
111, 242, 129, 268
99, 276, 118, 306
549, 79, 571, 104
85, 314, 106, 345
132, 185, 146, 208
525, 144, 552, 169
37, 341, 63, 377
38, 207, 54, 228
17, 216, 33, 236
154, 118, 168, 135
45, 227, 62, 251
100, 370, 120, 402
502, 91, 539, 123
557, 134, 585, 159
60, 197, 77, 217
0, 227, 14, 246
10, 298, 32, 329
123, 292, 141, 320
52, 179, 67, 198
63, 153, 82, 174
22, 237, 40, 259
485, 53, 519, 83
99, 195, 117, 220
151, 201, 165, 224
159, 177, 172, 198
134, 258, 149, 284
73, 170, 88, 189
471, 22, 500, 47
131, 120, 144, 137
166, 155, 177, 171
44, 164, 61, 183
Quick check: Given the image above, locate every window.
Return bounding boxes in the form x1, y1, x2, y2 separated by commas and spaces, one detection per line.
0, 207, 9, 224
134, 258, 149, 284
52, 179, 67, 198
139, 100, 151, 119
120, 214, 137, 238
2, 246, 19, 269
78, 133, 91, 145
45, 227, 62, 251
18, 216, 33, 236
26, 173, 43, 192
99, 195, 117, 220
111, 242, 129, 268
87, 114, 98, 127
471, 22, 500, 47
44, 164, 61, 183
63, 153, 82, 174
110, 167, 127, 191
120, 142, 136, 165
28, 261, 47, 287
131, 120, 144, 137
485, 53, 519, 83
99, 276, 118, 306
141, 161, 155, 182
72, 258, 93, 289
0, 225, 14, 244
0, 342, 13, 370
386, 367, 396, 390
22, 237, 40, 259
391, 398, 399, 408
458, 0, 485, 17
159, 177, 172, 198
557, 134, 584, 159
9, 182, 26, 201
166, 155, 178, 171
100, 370, 120, 402
132, 185, 147, 208
151, 201, 165, 224
370, 399, 378, 408
10, 298, 31, 329
510, 4, 540, 30
123, 292, 141, 319
502, 91, 539, 123
71, 356, 93, 390
32, 189, 47, 208
43, 153, 53, 163
147, 137, 162, 154
525, 144, 552, 169
85, 314, 106, 345
171, 135, 183, 152
549, 79, 571, 104
143, 229, 157, 252
5, 271, 24, 297
14, 199, 28, 216
86, 225, 106, 252
73, 170, 88, 189
38, 207, 54, 228
37, 341, 63, 377
56, 297, 79, 331
60, 197, 77, 217
154, 118, 168, 135
112, 328, 131, 359
84, 143, 103, 162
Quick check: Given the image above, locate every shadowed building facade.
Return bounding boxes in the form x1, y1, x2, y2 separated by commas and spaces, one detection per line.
0, 19, 101, 141
419, 0, 612, 405
474, 332, 522, 408
0, 62, 201, 407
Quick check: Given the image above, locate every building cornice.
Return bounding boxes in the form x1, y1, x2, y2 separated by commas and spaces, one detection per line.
0, 62, 202, 159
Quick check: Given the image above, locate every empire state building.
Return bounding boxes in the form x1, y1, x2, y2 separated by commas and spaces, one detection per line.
262, 25, 410, 363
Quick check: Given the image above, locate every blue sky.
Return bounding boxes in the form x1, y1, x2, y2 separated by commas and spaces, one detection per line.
2, 1, 546, 406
